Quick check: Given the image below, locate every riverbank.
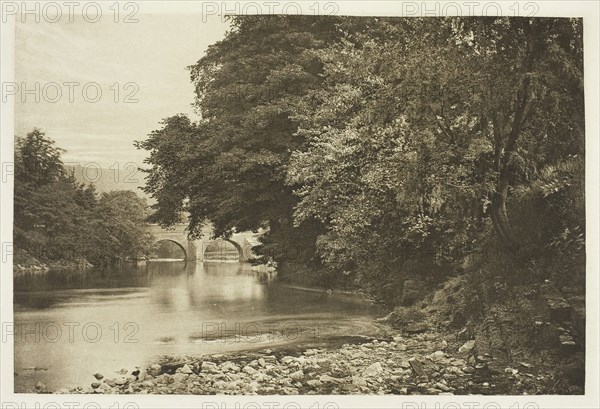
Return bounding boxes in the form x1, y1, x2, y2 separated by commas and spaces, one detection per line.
43, 328, 565, 396
13, 249, 93, 276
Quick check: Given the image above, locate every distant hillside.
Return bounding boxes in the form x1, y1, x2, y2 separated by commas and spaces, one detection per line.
66, 164, 153, 202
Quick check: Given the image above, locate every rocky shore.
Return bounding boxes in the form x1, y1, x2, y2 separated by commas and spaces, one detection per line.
43, 330, 562, 396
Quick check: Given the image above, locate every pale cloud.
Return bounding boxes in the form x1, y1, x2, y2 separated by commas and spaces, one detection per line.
15, 14, 229, 167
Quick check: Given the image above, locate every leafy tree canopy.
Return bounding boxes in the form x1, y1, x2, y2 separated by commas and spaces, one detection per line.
137, 17, 584, 297
15, 129, 155, 266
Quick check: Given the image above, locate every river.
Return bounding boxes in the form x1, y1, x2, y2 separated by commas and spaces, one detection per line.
13, 261, 382, 392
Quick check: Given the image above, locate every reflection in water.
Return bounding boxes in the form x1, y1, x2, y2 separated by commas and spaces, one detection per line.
203, 240, 241, 262
14, 261, 381, 392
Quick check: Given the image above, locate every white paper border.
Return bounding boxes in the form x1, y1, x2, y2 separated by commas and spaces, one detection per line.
1, 1, 598, 408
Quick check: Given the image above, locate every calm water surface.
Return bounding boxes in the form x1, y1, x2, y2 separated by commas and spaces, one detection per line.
14, 261, 381, 392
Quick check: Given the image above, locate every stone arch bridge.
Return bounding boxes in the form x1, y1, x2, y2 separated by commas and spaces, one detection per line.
148, 223, 259, 262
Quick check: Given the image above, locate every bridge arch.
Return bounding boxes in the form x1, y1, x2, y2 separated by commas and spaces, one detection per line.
151, 239, 187, 260
202, 239, 243, 262
226, 239, 244, 261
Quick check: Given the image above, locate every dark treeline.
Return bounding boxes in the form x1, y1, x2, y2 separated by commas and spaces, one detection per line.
14, 129, 154, 268
136, 16, 584, 307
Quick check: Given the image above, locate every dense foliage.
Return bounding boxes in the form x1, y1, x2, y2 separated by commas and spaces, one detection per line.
14, 129, 154, 266
137, 17, 584, 303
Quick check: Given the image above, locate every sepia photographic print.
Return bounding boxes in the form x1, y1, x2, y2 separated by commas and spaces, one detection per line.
1, 1, 599, 408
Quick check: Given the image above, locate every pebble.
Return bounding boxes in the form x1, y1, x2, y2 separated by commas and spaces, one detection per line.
243, 365, 257, 375
435, 382, 451, 392
263, 356, 277, 364
281, 356, 295, 364
43, 331, 554, 396
320, 374, 344, 384
221, 361, 241, 372
289, 370, 304, 380
172, 373, 188, 383
458, 340, 476, 354
362, 362, 383, 377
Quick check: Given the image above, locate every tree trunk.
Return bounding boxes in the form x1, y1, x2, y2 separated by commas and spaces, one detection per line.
490, 177, 518, 248
489, 22, 536, 250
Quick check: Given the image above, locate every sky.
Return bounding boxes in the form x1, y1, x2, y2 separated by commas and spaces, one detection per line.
15, 14, 230, 168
